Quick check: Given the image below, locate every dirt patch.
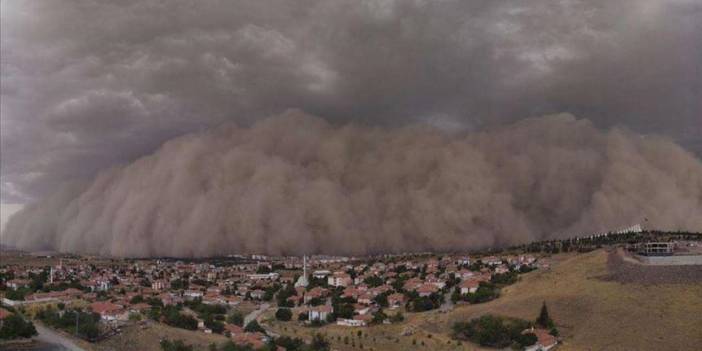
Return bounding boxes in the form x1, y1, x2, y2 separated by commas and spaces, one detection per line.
603, 249, 702, 285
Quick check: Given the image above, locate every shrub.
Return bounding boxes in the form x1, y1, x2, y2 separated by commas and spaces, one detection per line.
389, 312, 404, 323
452, 314, 531, 348
162, 306, 198, 330
160, 338, 194, 351
0, 314, 37, 340
275, 308, 292, 321
244, 320, 265, 334
227, 311, 244, 326
515, 332, 538, 347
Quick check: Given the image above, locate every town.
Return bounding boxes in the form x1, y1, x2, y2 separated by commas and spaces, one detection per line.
1, 230, 701, 351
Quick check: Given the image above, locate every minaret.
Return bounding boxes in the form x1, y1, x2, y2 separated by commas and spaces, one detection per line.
49, 266, 54, 284
294, 255, 309, 288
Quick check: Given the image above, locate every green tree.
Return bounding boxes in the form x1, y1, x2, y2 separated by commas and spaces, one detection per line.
228, 311, 244, 326
0, 314, 37, 340
160, 338, 194, 351
515, 332, 538, 347
244, 319, 265, 334
275, 308, 292, 321
389, 312, 404, 323
537, 301, 554, 328
371, 309, 387, 324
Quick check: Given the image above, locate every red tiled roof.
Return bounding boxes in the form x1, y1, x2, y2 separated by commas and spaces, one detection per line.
224, 323, 244, 335
0, 308, 13, 319
459, 279, 480, 288
533, 328, 557, 347
90, 301, 123, 315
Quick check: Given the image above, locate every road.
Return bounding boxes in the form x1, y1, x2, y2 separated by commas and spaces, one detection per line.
439, 291, 454, 312
243, 303, 270, 326
33, 323, 86, 351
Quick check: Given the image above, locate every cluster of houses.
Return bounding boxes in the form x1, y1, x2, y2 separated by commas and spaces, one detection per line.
1, 252, 541, 349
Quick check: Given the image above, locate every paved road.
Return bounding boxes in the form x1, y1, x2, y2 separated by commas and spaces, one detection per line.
33, 323, 86, 351
439, 292, 454, 312
243, 303, 270, 326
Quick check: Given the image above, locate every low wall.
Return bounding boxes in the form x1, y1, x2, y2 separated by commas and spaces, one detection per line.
635, 255, 702, 266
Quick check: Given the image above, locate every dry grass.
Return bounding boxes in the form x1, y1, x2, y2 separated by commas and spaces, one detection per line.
84, 322, 228, 351
267, 250, 702, 351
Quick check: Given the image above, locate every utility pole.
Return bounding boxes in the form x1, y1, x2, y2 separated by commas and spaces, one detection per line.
75, 311, 79, 337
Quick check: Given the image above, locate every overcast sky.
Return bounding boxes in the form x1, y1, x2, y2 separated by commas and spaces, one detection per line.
2, 0, 701, 205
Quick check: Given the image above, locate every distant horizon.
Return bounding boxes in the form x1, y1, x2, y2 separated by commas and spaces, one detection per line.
3, 228, 699, 260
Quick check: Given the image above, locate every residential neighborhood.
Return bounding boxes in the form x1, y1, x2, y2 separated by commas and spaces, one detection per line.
1, 250, 542, 350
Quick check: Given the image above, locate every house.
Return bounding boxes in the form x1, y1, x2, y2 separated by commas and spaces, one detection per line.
328, 272, 352, 287
387, 293, 406, 309
6, 279, 30, 290
416, 283, 439, 297
184, 290, 203, 300
523, 328, 558, 351
249, 289, 265, 300
457, 257, 471, 265
247, 273, 280, 281
161, 293, 183, 306
287, 295, 303, 306
151, 280, 167, 291
353, 313, 373, 325
304, 287, 328, 304
308, 305, 333, 321
0, 308, 13, 327
425, 275, 446, 289
90, 301, 126, 321
459, 279, 480, 294
129, 303, 151, 313
456, 269, 475, 280
203, 294, 226, 305
207, 272, 217, 281
224, 323, 244, 336
357, 293, 374, 305
237, 286, 249, 296
483, 256, 502, 266
206, 286, 222, 295
225, 295, 242, 306
337, 318, 366, 327
353, 304, 373, 315
232, 332, 268, 349
476, 272, 492, 282
342, 287, 361, 299
312, 270, 331, 279
403, 278, 423, 291
495, 265, 509, 275
88, 278, 112, 292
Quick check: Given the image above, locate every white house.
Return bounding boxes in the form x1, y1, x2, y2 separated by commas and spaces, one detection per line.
459, 279, 480, 295
183, 290, 204, 300
337, 318, 366, 327
312, 270, 331, 279
308, 305, 333, 321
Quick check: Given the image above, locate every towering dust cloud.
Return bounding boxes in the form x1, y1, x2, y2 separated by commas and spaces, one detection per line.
3, 111, 702, 257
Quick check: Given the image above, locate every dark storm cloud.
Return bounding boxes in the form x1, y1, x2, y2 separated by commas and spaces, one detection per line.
2, 0, 701, 202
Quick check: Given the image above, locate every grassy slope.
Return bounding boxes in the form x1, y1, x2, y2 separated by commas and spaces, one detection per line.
86, 322, 229, 351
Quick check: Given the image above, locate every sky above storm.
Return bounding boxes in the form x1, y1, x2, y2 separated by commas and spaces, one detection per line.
1, 1, 701, 256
